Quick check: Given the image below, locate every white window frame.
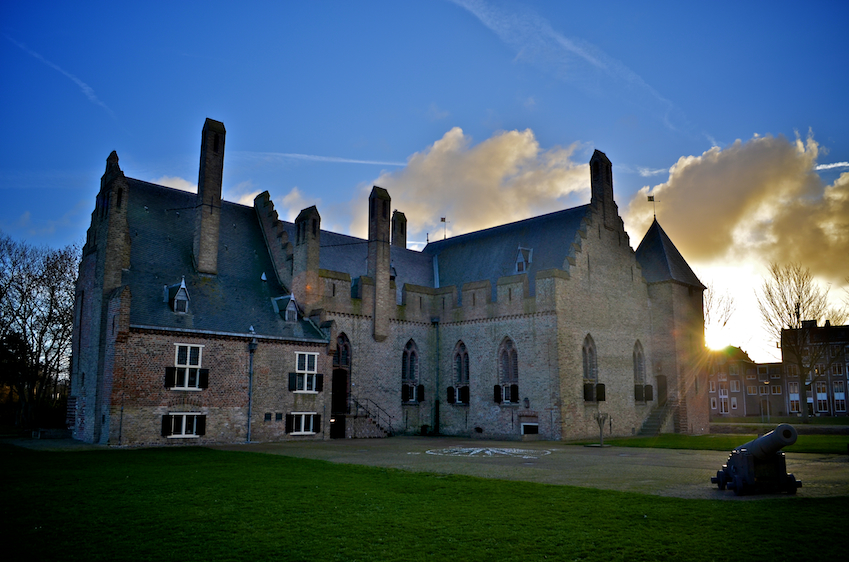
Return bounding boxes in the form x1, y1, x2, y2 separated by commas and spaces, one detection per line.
718, 383, 728, 397
816, 381, 829, 413
788, 381, 800, 413
832, 363, 844, 376
771, 385, 782, 395
710, 397, 717, 410
730, 380, 740, 393
834, 381, 846, 412
173, 344, 204, 390
166, 413, 202, 438
717, 373, 727, 381
291, 412, 317, 435
709, 381, 716, 393
730, 397, 738, 410
759, 385, 769, 395
295, 352, 318, 393
747, 386, 758, 396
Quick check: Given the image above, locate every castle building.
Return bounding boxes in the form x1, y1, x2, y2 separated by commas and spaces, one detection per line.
69, 119, 708, 445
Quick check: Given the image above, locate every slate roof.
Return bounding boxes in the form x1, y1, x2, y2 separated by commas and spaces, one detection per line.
635, 218, 704, 289
422, 205, 591, 298
123, 179, 326, 342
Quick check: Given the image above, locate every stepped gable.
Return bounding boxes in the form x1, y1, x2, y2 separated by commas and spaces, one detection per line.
635, 218, 704, 289
422, 205, 591, 297
123, 179, 325, 340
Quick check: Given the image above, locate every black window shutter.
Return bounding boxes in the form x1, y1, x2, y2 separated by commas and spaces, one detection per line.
459, 386, 470, 404
165, 367, 176, 388
644, 385, 654, 401
416, 384, 425, 403
494, 385, 502, 404
198, 369, 209, 389
402, 385, 410, 402
288, 373, 297, 392
196, 415, 206, 436
634, 384, 644, 402
315, 374, 324, 392
285, 414, 294, 434
510, 384, 519, 403
584, 383, 595, 402
161, 415, 172, 437
596, 383, 606, 402
447, 386, 456, 404
314, 415, 321, 433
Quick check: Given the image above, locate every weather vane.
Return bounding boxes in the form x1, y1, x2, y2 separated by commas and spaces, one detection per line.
647, 195, 657, 218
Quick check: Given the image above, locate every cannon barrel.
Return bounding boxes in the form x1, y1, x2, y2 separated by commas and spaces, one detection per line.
735, 423, 797, 460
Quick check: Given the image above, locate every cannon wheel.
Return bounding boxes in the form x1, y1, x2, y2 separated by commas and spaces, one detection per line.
786, 474, 798, 495
733, 475, 746, 496
715, 471, 727, 490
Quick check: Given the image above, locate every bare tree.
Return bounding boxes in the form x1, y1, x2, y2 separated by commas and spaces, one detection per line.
703, 280, 735, 343
757, 263, 848, 422
0, 232, 79, 428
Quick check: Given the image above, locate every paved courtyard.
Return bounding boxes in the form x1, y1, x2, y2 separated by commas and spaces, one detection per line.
213, 436, 849, 500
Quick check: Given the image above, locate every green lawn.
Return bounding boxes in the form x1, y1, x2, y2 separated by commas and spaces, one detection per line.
2, 445, 847, 561
568, 433, 849, 454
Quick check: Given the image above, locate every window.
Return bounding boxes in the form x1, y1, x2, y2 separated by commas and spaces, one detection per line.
289, 352, 321, 393
709, 381, 716, 393
771, 385, 782, 395
165, 344, 207, 390
717, 373, 727, 381
759, 385, 769, 395
816, 381, 829, 413
834, 381, 846, 412
582, 335, 604, 402
788, 381, 800, 414
747, 385, 757, 395
275, 412, 283, 422
165, 277, 190, 314
161, 413, 205, 438
731, 397, 737, 410
718, 383, 728, 397
832, 363, 844, 376
334, 333, 351, 368
264, 412, 272, 422
633, 341, 651, 402
402, 340, 422, 403
730, 380, 740, 393
730, 364, 739, 376
515, 248, 532, 274
496, 338, 519, 404
286, 412, 320, 435
710, 397, 717, 410
448, 341, 470, 405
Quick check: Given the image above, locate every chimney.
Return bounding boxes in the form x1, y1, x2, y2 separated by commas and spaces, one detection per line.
391, 210, 407, 248
368, 186, 391, 341
193, 118, 225, 275
292, 205, 321, 307
589, 149, 619, 230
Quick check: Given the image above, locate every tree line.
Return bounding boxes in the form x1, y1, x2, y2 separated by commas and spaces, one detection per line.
0, 231, 80, 429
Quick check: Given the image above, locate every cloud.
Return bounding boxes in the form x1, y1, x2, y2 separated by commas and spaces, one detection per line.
816, 162, 849, 171
226, 180, 261, 207
152, 176, 197, 192
350, 127, 587, 240
5, 34, 115, 119
452, 0, 686, 132
622, 131, 849, 283
277, 187, 322, 222
637, 167, 668, 177
427, 103, 450, 121
233, 151, 405, 167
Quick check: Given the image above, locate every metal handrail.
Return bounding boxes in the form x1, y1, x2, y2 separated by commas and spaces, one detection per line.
350, 395, 395, 436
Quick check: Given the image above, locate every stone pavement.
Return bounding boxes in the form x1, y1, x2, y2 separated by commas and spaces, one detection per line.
212, 436, 849, 500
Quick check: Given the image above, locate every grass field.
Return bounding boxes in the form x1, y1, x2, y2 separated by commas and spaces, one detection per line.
568, 433, 849, 454
3, 444, 847, 561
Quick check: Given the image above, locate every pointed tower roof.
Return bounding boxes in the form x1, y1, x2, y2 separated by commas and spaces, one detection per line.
635, 218, 705, 289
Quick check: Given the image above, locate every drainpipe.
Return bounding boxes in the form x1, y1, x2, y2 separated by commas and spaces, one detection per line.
247, 331, 258, 443
431, 316, 440, 435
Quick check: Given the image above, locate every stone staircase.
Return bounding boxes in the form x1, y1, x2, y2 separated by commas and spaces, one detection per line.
638, 402, 673, 436
350, 396, 394, 438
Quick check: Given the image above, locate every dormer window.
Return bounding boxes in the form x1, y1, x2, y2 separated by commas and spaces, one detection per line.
164, 277, 190, 314
516, 247, 532, 274
272, 295, 299, 322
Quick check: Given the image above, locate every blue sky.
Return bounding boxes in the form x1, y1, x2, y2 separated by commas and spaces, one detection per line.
2, 1, 848, 360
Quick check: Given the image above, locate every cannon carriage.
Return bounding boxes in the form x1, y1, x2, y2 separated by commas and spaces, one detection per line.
711, 423, 802, 495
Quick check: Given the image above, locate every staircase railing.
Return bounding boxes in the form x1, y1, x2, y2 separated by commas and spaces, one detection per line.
350, 395, 395, 436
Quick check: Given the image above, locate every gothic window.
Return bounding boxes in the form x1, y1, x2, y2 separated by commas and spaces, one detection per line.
633, 341, 652, 402
494, 338, 518, 404
448, 341, 470, 405
402, 340, 422, 403
334, 333, 351, 369
583, 335, 605, 402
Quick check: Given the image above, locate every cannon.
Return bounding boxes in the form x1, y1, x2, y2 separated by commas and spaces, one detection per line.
711, 423, 802, 495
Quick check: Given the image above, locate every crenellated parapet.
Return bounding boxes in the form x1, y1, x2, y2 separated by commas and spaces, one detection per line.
254, 191, 294, 291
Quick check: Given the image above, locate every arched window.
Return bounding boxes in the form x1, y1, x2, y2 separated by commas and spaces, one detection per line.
494, 338, 518, 404
401, 340, 422, 403
334, 333, 351, 369
633, 341, 652, 402
583, 335, 604, 402
448, 341, 470, 405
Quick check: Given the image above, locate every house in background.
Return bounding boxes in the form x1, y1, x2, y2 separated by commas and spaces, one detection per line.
69, 119, 708, 445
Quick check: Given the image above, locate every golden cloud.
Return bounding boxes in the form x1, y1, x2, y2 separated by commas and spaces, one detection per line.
623, 132, 849, 283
